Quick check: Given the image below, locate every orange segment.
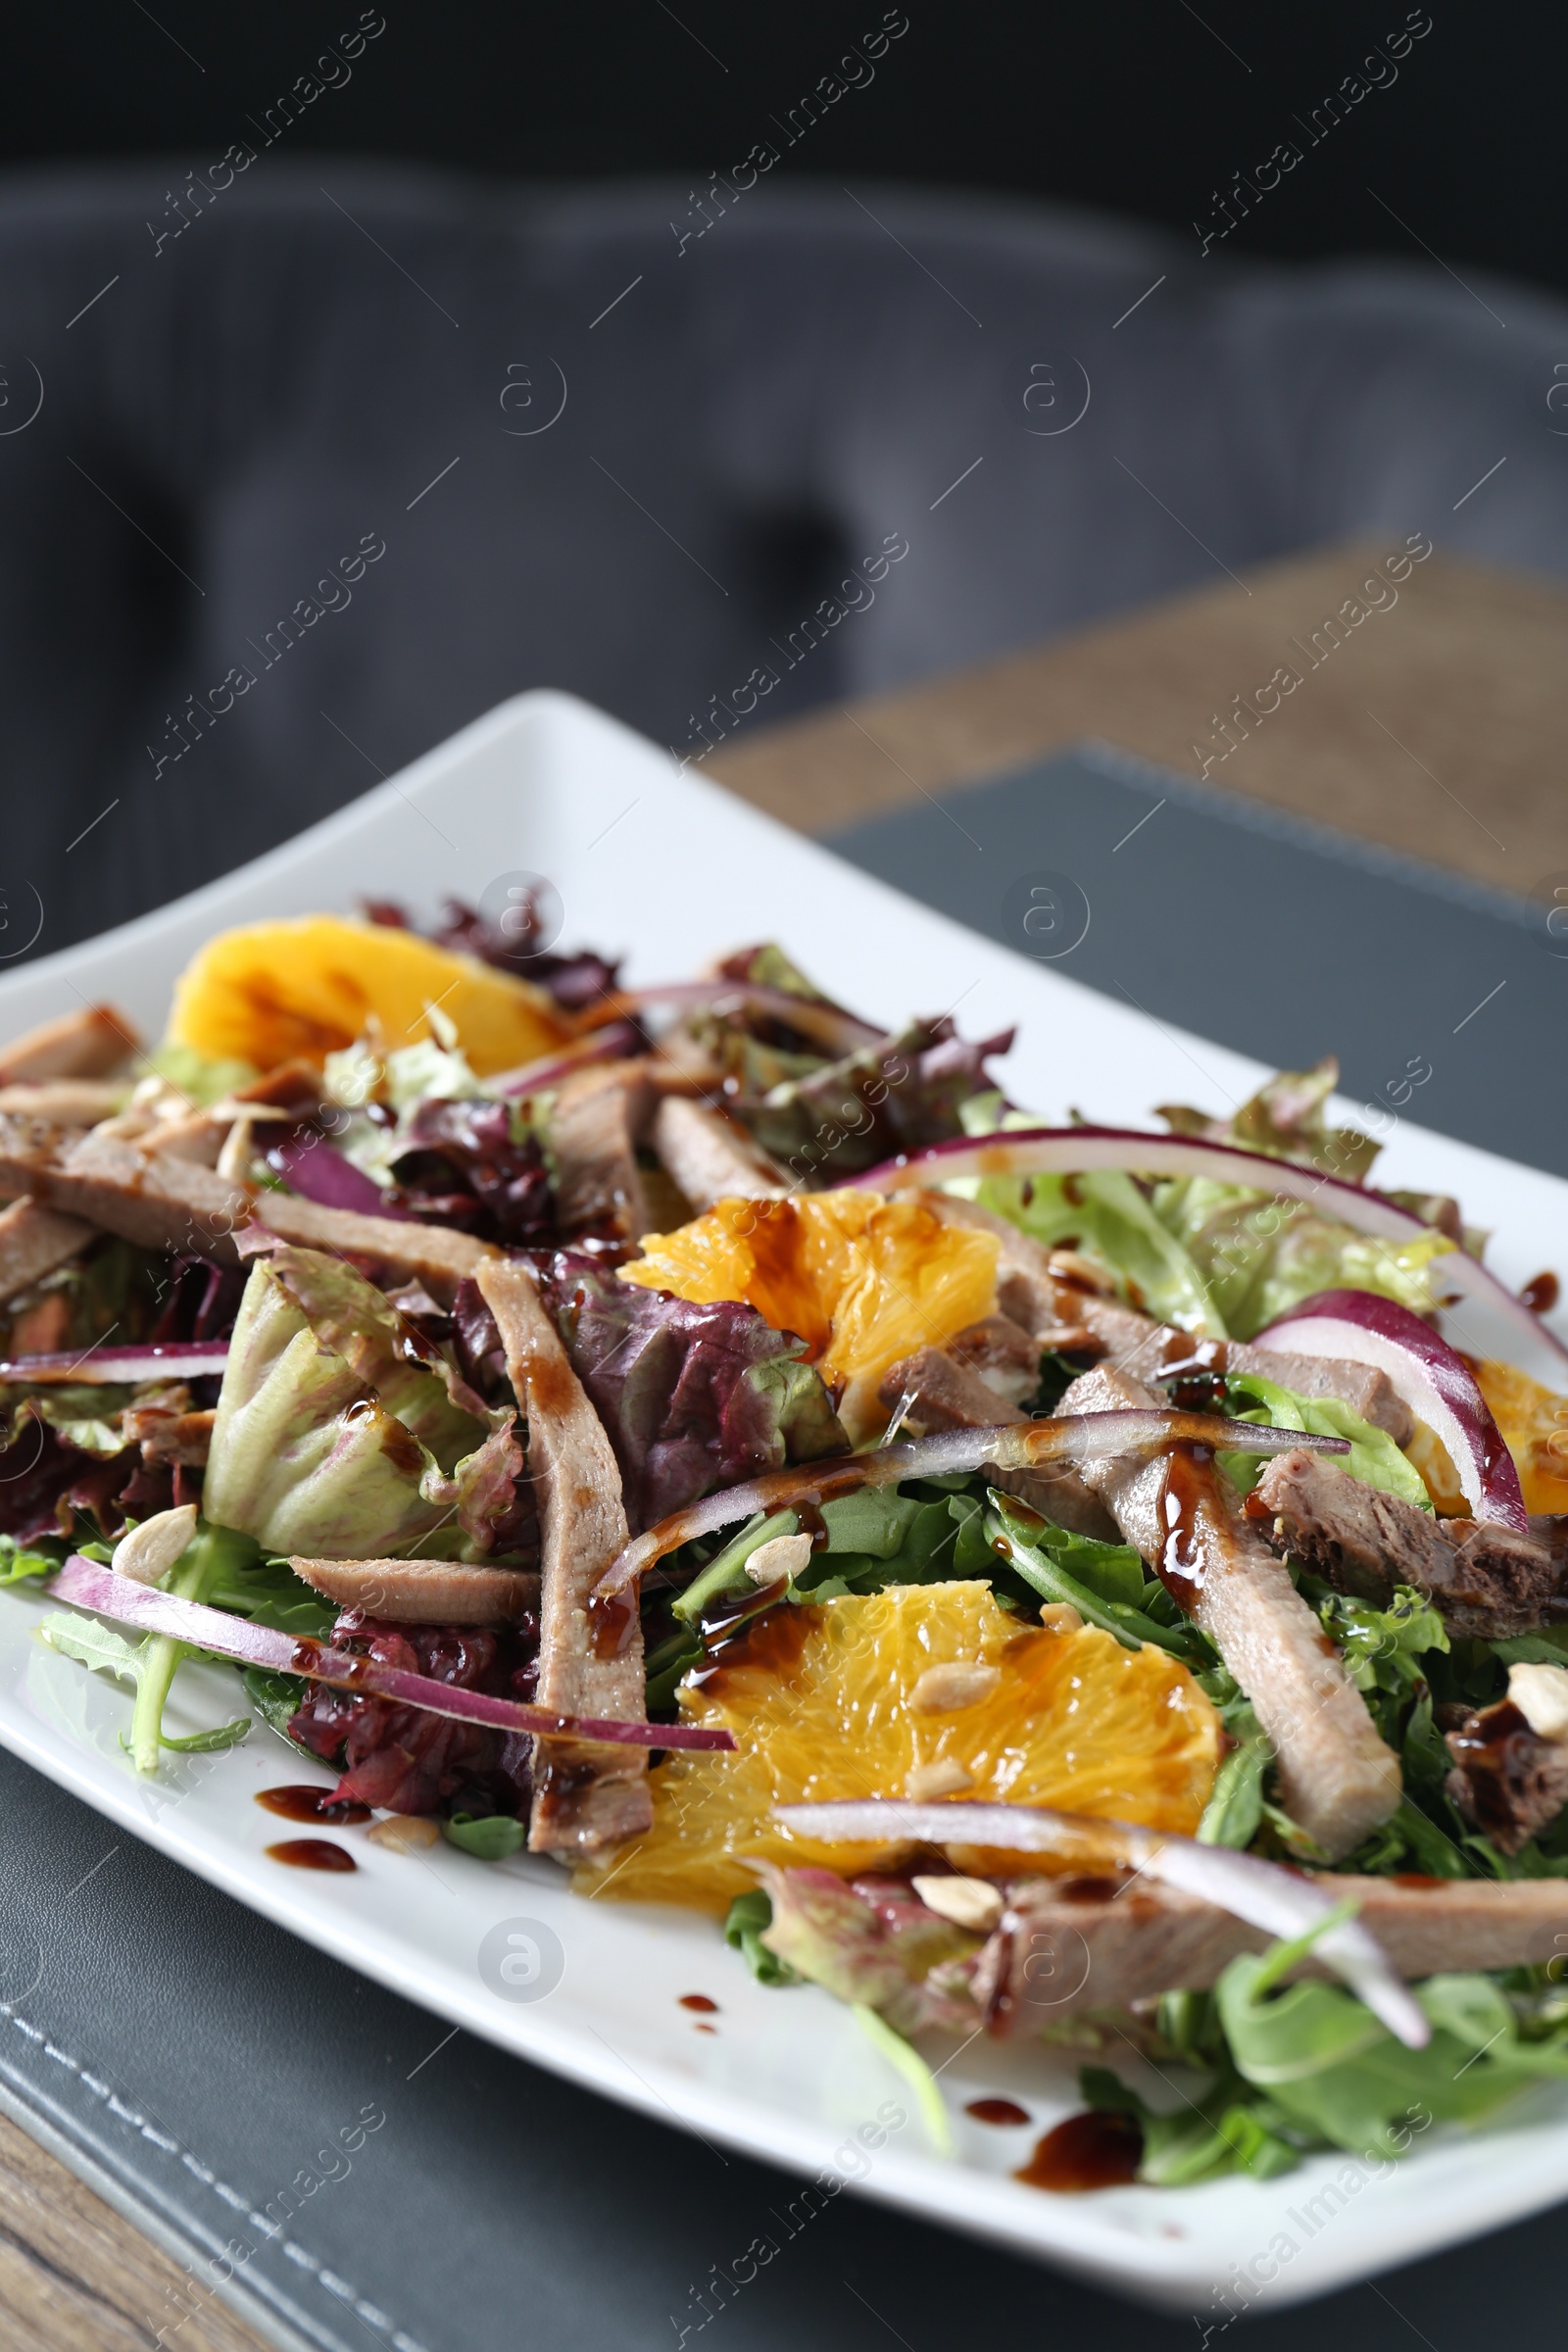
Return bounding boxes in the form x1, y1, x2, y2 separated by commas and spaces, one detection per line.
579, 1582, 1221, 1912
167, 915, 573, 1078
1473, 1359, 1568, 1515
620, 1192, 998, 1442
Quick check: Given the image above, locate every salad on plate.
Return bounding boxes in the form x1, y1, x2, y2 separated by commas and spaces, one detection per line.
5, 898, 1568, 2191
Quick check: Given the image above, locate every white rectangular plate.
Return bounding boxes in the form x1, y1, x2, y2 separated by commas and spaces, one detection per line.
3, 691, 1567, 2315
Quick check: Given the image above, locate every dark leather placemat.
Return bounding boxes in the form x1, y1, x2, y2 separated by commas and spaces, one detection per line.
827, 739, 1567, 1178
4, 1740, 1567, 2352
5, 741, 1568, 2349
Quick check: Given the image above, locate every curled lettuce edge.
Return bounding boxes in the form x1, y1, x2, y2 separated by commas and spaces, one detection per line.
203, 1249, 519, 1560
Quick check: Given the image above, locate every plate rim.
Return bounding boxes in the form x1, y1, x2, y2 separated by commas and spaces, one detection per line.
5, 685, 1568, 2314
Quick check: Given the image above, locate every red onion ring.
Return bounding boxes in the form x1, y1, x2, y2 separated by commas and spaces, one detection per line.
851, 1124, 1568, 1371
592, 1408, 1350, 1599
272, 1135, 412, 1220
47, 1558, 732, 1752
1253, 1288, 1527, 1531
770, 1796, 1428, 2049
493, 1022, 643, 1097
592, 981, 882, 1057
0, 1343, 231, 1385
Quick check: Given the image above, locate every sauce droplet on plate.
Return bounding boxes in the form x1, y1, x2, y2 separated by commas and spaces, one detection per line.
966, 2097, 1031, 2128
265, 1838, 358, 1873
679, 1993, 719, 2013
1522, 1270, 1560, 1316
1013, 2110, 1142, 2191
258, 1784, 371, 1825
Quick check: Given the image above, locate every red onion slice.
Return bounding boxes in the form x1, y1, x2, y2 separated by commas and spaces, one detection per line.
592, 1408, 1349, 1598
772, 1796, 1429, 2049
493, 1022, 643, 1097
272, 1135, 413, 1220
596, 980, 882, 1056
851, 1124, 1568, 1371
0, 1342, 231, 1385
47, 1558, 732, 1752
1253, 1288, 1527, 1531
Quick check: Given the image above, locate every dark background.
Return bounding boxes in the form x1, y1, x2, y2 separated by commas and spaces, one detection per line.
4, 1, 1562, 300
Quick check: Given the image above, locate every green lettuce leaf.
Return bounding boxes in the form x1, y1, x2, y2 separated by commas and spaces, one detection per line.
1220, 1371, 1432, 1508
1149, 1175, 1454, 1338
203, 1249, 519, 1559
956, 1094, 1223, 1334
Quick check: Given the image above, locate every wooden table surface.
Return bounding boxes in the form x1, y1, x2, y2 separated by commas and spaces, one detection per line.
714, 538, 1568, 895
7, 535, 1566, 2351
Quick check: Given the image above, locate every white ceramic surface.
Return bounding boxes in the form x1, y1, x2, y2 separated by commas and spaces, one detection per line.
2, 690, 1566, 2314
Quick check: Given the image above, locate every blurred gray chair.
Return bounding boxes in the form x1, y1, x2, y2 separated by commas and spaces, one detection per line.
0, 161, 1563, 949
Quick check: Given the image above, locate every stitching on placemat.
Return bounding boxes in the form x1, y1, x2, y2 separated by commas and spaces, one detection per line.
0, 1994, 429, 2352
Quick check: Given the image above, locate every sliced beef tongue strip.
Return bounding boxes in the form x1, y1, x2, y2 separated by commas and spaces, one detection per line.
914, 1194, 1158, 1359
289, 1557, 541, 1626
974, 1871, 1568, 2032
943, 1313, 1045, 1409
544, 1065, 656, 1246
0, 1198, 94, 1304
1059, 1363, 1401, 1860
650, 1096, 789, 1212
475, 1256, 652, 1854
0, 1129, 497, 1299
877, 1344, 1119, 1543
911, 1191, 1411, 1438
1252, 1447, 1568, 1641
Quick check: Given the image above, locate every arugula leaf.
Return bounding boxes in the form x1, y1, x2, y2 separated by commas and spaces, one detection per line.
1080, 2059, 1299, 2184
724, 1888, 801, 1986
443, 1812, 526, 1860
147, 1717, 251, 1754
206, 1550, 335, 1639
242, 1666, 310, 1742
988, 1495, 1207, 1660
1216, 1921, 1568, 2156
42, 1520, 263, 1771
853, 2003, 954, 2156
1198, 1740, 1268, 1851
43, 1603, 254, 1759
40, 1612, 147, 1687
644, 1623, 705, 1715
0, 1534, 65, 1586
1088, 1910, 1568, 2183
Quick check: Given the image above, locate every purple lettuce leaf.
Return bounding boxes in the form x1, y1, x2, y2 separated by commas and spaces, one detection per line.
536, 1251, 849, 1533
384, 1098, 557, 1247
752, 1863, 980, 2034
289, 1611, 540, 1816
740, 1015, 1015, 1178
0, 1410, 173, 1545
